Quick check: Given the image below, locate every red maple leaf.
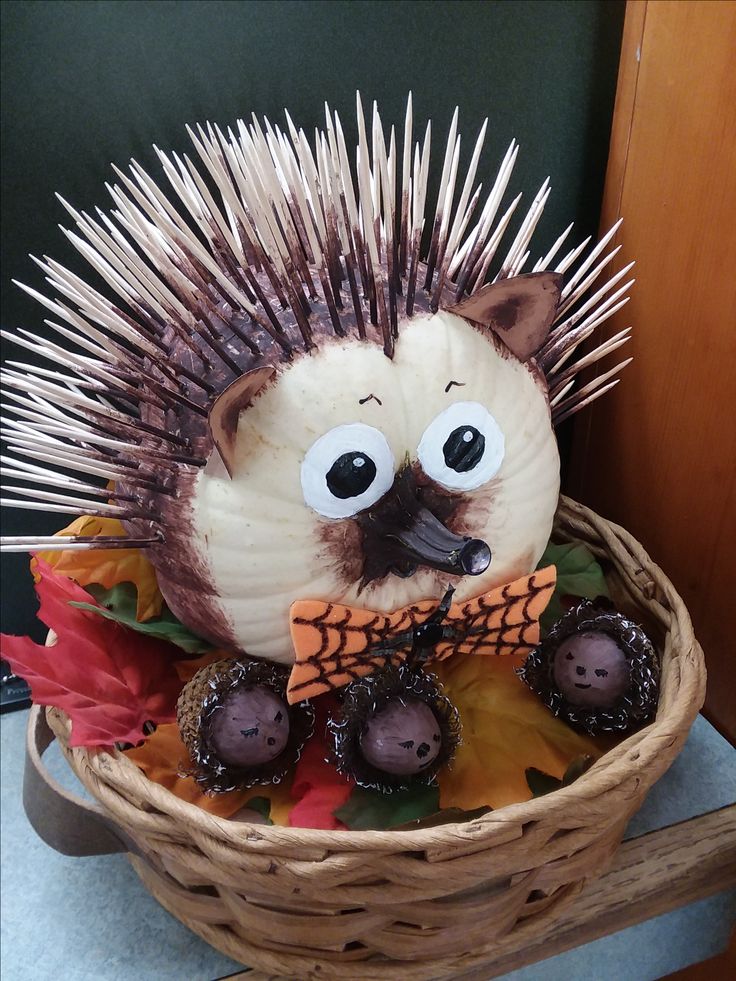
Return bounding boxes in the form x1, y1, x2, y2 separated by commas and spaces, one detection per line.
1, 559, 183, 747
288, 697, 354, 830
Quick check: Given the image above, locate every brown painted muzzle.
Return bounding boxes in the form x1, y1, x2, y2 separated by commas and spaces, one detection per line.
356, 466, 491, 586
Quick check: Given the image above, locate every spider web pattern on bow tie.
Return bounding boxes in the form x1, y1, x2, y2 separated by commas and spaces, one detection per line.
286, 567, 556, 704
287, 601, 437, 703
435, 570, 556, 660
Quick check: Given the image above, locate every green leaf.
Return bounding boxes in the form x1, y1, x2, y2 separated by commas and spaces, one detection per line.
537, 541, 610, 634
391, 804, 493, 830
334, 784, 440, 830
561, 754, 596, 786
525, 767, 563, 797
69, 582, 213, 654
525, 754, 595, 798
244, 796, 274, 824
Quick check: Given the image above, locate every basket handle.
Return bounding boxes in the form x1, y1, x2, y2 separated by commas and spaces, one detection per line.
24, 705, 139, 857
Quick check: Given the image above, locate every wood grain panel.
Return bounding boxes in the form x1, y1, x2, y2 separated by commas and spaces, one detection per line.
568, 0, 736, 743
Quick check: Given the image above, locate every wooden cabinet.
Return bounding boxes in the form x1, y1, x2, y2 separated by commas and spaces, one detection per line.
568, 0, 736, 742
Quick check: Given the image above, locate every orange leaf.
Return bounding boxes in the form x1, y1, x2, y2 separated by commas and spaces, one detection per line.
174, 649, 232, 685
124, 724, 294, 822
33, 515, 163, 621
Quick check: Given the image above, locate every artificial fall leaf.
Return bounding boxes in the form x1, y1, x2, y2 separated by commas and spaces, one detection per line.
537, 541, 610, 634
242, 797, 274, 824
124, 724, 256, 818
172, 649, 231, 685
70, 582, 213, 654
269, 782, 298, 827
125, 725, 294, 822
526, 754, 596, 798
288, 697, 354, 830
525, 767, 565, 798
561, 753, 596, 785
392, 805, 493, 831
1, 559, 182, 748
33, 515, 163, 621
434, 653, 606, 811
334, 784, 440, 831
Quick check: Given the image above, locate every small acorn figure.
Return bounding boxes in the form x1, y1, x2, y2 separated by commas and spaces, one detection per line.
177, 660, 314, 793
328, 666, 461, 792
519, 599, 660, 735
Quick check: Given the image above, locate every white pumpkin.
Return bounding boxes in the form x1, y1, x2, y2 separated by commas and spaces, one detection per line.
186, 310, 559, 664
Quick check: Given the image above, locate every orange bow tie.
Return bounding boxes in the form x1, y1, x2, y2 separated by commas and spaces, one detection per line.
286, 566, 556, 704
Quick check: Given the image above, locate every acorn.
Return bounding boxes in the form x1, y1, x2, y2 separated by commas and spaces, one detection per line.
177, 659, 314, 793
519, 599, 660, 735
328, 665, 461, 793
360, 698, 443, 776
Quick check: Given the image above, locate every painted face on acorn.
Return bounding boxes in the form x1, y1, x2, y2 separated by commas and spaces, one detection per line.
359, 698, 442, 776
552, 632, 631, 708
207, 687, 290, 767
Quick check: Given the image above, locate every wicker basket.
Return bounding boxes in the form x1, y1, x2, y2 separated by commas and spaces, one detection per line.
27, 496, 706, 980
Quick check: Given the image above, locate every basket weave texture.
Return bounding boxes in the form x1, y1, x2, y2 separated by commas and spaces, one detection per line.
46, 497, 706, 980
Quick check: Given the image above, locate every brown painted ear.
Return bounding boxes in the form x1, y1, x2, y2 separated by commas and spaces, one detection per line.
208, 366, 276, 477
449, 271, 563, 361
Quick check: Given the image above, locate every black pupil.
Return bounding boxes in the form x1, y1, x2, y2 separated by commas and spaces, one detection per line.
443, 426, 485, 472
326, 452, 377, 499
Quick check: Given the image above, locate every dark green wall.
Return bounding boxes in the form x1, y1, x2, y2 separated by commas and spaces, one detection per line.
1, 0, 624, 638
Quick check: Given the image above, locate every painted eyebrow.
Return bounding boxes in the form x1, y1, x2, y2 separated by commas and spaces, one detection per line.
444, 380, 466, 393
358, 393, 383, 406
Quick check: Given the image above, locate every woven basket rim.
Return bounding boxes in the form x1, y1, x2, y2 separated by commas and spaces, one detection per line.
53, 494, 706, 852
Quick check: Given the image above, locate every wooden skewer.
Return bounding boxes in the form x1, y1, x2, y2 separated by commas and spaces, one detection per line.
548, 327, 632, 392
495, 179, 551, 281
0, 496, 154, 520
0, 483, 151, 515
553, 378, 621, 427
1, 98, 639, 520
1, 462, 135, 501
424, 107, 459, 290
0, 534, 163, 552
452, 140, 518, 289
533, 222, 574, 272
399, 92, 413, 275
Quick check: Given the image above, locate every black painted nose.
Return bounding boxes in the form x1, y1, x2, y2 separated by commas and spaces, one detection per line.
356, 464, 493, 585
383, 507, 492, 578
576, 665, 586, 676
459, 539, 492, 576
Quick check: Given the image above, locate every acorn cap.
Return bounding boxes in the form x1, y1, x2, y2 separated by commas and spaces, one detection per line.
177, 658, 234, 755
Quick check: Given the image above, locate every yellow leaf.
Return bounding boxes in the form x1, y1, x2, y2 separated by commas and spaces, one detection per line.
33, 515, 163, 621
268, 781, 297, 826
434, 654, 608, 811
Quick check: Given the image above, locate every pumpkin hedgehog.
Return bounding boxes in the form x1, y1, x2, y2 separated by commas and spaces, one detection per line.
1, 95, 635, 792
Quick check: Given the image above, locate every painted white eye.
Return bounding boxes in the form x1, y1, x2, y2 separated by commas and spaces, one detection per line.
301, 423, 395, 518
417, 401, 505, 491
